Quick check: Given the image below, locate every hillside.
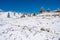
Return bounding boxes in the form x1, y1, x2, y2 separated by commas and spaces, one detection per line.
0, 12, 60, 40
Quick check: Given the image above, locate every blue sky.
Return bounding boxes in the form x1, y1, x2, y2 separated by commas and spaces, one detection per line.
0, 0, 60, 13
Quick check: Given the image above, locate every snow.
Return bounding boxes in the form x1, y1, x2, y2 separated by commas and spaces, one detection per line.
0, 12, 60, 40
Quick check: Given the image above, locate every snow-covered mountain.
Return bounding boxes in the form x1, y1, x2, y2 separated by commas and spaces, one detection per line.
0, 11, 60, 40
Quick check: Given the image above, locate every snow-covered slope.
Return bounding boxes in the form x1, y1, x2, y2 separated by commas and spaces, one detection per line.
0, 12, 60, 40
